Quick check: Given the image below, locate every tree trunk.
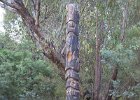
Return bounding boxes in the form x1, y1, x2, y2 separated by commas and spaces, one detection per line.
65, 4, 80, 100
107, 67, 118, 100
120, 4, 127, 42
94, 10, 102, 100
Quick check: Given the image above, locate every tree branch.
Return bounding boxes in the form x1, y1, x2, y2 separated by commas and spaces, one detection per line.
35, 0, 40, 27
0, 0, 65, 80
103, 66, 118, 100
0, 0, 15, 8
0, 3, 16, 12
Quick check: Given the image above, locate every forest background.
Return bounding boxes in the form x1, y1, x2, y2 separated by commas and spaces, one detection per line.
0, 0, 140, 100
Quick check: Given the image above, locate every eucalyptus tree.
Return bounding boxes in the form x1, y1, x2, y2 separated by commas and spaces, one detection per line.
0, 0, 80, 100
1, 0, 140, 100
0, 0, 65, 79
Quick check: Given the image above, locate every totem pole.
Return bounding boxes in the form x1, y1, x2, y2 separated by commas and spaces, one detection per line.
65, 4, 80, 100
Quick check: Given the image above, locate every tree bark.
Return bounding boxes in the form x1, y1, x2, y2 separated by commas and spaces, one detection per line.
94, 10, 102, 100
65, 4, 80, 100
120, 4, 127, 42
106, 67, 118, 100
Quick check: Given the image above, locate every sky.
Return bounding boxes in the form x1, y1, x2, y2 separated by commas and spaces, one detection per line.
0, 7, 22, 43
0, 7, 5, 32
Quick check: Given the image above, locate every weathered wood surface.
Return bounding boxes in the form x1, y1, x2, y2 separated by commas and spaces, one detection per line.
65, 4, 80, 100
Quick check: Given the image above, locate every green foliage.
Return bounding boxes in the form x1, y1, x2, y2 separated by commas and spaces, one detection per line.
1, 0, 140, 99
0, 34, 56, 99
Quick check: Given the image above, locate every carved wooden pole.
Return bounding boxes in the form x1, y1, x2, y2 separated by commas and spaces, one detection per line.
65, 4, 80, 100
